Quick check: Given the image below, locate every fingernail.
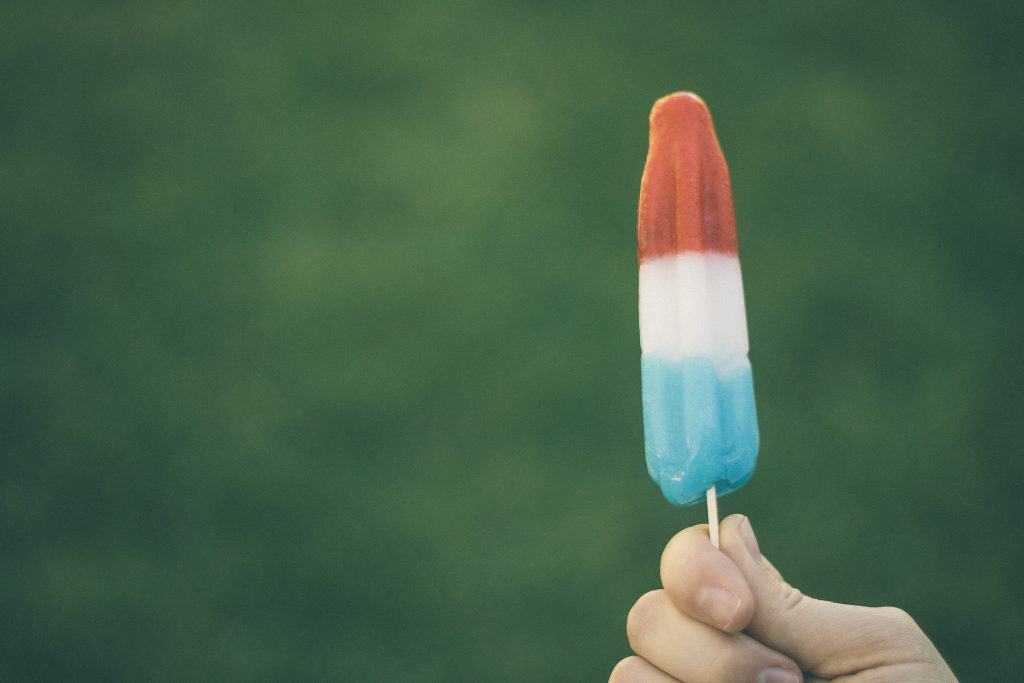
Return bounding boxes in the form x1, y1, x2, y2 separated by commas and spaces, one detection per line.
756, 667, 799, 683
740, 516, 761, 560
696, 586, 742, 630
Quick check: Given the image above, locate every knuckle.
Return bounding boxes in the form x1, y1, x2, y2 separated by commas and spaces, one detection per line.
659, 528, 694, 572
706, 640, 788, 683
780, 583, 806, 613
659, 529, 715, 593
874, 606, 927, 648
757, 582, 805, 634
674, 523, 712, 548
626, 590, 666, 651
705, 648, 741, 682
868, 606, 936, 661
608, 656, 644, 682
875, 605, 917, 631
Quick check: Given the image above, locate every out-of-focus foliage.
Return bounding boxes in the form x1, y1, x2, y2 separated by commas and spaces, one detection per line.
2, 1, 1021, 679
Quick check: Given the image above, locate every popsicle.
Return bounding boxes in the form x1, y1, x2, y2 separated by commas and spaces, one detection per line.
637, 92, 759, 535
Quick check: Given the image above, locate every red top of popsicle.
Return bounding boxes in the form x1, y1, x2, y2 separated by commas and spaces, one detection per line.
637, 92, 738, 261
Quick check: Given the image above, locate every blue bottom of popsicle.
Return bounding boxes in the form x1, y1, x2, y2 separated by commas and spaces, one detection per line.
641, 356, 759, 506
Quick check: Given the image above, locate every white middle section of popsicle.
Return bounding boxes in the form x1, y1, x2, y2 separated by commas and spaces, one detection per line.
638, 252, 750, 374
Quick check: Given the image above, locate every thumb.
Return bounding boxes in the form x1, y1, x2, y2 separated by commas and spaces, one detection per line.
718, 515, 911, 677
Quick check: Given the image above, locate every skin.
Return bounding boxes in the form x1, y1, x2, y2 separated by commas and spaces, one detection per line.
612, 515, 957, 683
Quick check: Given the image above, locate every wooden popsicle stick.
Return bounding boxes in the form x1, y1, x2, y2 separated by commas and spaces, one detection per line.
706, 485, 720, 549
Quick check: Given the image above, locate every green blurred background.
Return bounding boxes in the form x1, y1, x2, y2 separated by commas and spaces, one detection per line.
3, 1, 1022, 680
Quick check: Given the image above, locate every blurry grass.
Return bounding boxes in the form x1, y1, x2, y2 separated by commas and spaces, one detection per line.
2, 0, 1023, 679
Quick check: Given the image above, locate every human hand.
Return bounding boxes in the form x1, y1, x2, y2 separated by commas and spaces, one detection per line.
612, 515, 956, 682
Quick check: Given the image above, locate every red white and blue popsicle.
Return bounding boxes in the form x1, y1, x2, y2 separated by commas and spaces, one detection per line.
637, 93, 759, 543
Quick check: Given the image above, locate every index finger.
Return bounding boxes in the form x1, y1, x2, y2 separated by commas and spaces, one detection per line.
659, 524, 755, 633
